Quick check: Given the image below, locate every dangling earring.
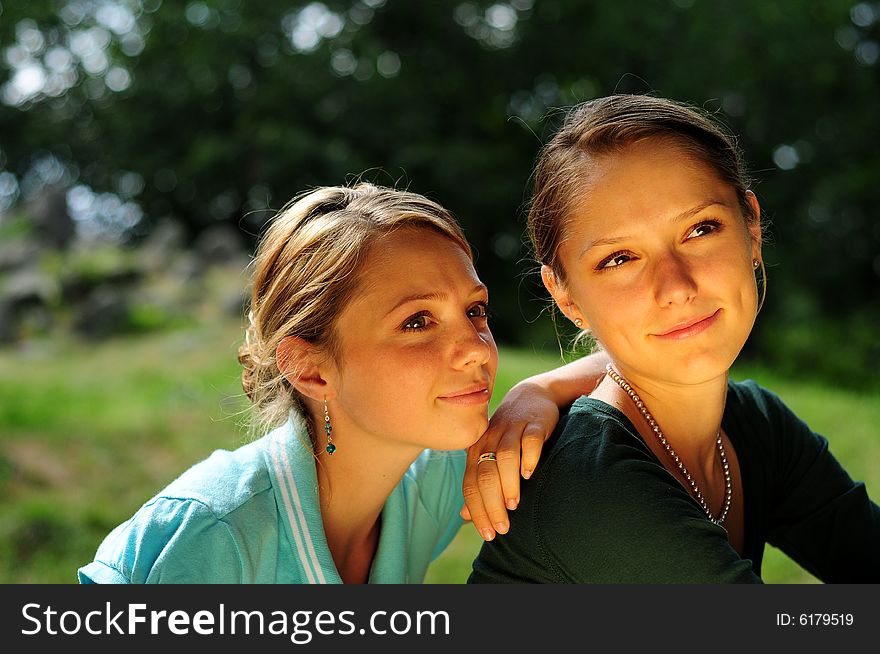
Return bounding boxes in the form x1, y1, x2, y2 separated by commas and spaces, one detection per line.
324, 397, 336, 455
575, 318, 583, 328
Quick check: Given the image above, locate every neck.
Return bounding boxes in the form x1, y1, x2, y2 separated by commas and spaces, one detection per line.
308, 409, 423, 584
594, 364, 729, 465
594, 363, 734, 526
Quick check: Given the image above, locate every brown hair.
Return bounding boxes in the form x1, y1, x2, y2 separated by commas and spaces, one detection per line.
528, 94, 759, 284
238, 182, 471, 439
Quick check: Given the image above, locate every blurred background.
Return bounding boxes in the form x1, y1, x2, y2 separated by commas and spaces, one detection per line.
0, 0, 877, 583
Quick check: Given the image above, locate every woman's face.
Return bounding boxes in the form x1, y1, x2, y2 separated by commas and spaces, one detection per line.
327, 227, 498, 452
549, 138, 761, 386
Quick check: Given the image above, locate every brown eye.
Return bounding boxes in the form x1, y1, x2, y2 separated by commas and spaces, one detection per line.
687, 220, 722, 239
598, 251, 633, 270
402, 313, 430, 331
467, 302, 489, 319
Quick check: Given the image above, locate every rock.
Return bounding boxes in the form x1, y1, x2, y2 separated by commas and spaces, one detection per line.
0, 240, 40, 273
27, 186, 75, 250
71, 286, 130, 339
0, 268, 59, 343
2, 268, 59, 305
138, 219, 186, 273
0, 303, 15, 343
193, 225, 248, 269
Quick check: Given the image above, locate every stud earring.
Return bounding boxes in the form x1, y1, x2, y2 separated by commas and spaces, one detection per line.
324, 398, 336, 455
753, 259, 760, 269
575, 318, 583, 328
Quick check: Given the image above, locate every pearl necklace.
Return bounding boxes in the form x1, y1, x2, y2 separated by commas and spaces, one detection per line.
605, 364, 732, 526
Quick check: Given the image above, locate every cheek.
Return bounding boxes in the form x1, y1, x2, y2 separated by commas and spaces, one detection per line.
739, 269, 760, 314
483, 327, 499, 382
344, 343, 439, 405
575, 277, 646, 341
709, 255, 757, 306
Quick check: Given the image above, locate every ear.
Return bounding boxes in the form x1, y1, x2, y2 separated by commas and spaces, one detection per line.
745, 191, 763, 262
541, 265, 588, 329
276, 336, 335, 402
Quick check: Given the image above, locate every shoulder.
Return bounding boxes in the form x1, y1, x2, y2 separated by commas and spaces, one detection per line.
475, 398, 747, 582
531, 399, 687, 565
396, 449, 465, 562
727, 378, 798, 427
727, 378, 774, 412
78, 431, 284, 584
400, 448, 465, 518
725, 379, 821, 455
538, 396, 655, 483
79, 496, 250, 583
405, 448, 466, 484
159, 436, 274, 519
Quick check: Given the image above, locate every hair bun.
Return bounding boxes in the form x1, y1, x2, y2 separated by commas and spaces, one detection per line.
237, 345, 257, 402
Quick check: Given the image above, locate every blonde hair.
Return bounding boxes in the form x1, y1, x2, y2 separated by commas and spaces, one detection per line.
237, 182, 471, 440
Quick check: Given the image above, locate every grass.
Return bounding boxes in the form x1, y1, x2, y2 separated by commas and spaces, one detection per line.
0, 322, 876, 583
0, 320, 252, 582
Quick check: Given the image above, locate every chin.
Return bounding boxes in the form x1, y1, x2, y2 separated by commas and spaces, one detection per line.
669, 353, 738, 384
434, 418, 489, 451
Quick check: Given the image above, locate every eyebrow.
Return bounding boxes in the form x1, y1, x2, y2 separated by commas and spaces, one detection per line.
578, 200, 729, 260
385, 283, 488, 317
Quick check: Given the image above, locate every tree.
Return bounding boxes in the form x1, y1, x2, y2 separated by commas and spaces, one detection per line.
1, 0, 877, 383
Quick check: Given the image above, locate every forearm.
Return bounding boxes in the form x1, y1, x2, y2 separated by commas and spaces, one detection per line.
515, 350, 610, 408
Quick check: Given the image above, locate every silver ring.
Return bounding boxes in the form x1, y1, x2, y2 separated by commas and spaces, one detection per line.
477, 452, 497, 464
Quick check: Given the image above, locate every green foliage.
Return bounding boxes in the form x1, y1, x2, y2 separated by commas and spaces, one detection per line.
0, 213, 31, 240
1, 0, 877, 381
124, 301, 192, 333
758, 312, 880, 390
61, 246, 139, 285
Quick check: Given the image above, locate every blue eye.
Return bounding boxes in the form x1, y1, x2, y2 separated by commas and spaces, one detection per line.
597, 251, 633, 270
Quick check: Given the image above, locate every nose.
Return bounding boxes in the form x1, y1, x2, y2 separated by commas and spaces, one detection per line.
451, 320, 493, 370
653, 253, 697, 307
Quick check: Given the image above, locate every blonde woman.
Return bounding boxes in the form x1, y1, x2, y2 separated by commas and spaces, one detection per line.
470, 95, 880, 583
77, 183, 602, 584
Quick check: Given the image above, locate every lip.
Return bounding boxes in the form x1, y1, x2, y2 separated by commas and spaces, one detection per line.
653, 309, 720, 340
437, 383, 491, 405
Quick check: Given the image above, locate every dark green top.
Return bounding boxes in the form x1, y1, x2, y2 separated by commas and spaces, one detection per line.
469, 380, 880, 583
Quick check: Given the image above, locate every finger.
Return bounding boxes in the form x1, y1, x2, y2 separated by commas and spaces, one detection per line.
462, 449, 497, 541
494, 427, 524, 509
459, 504, 472, 522
475, 457, 510, 534
520, 422, 548, 479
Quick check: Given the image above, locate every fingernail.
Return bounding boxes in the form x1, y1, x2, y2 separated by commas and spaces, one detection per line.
523, 469, 533, 479
494, 522, 509, 534
506, 498, 518, 510
480, 528, 495, 541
